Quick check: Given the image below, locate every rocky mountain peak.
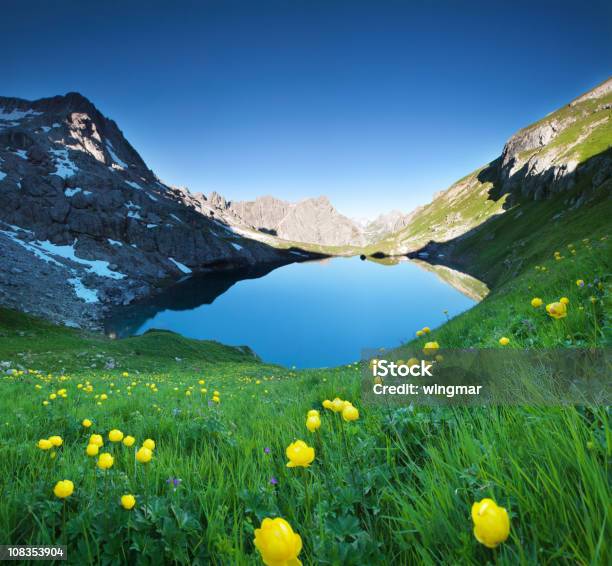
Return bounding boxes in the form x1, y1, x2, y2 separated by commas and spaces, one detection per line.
0, 92, 295, 328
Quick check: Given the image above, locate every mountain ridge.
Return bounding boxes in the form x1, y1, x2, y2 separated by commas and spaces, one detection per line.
367, 77, 612, 272
0, 92, 311, 328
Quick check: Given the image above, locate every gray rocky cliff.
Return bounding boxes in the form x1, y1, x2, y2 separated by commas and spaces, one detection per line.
0, 92, 301, 328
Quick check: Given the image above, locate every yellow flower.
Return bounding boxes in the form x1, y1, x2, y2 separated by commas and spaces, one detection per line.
576, 279, 585, 287
330, 398, 345, 413
286, 440, 315, 468
546, 302, 567, 319
142, 439, 155, 450
90, 434, 104, 447
416, 330, 423, 337
37, 439, 53, 450
254, 517, 302, 566
123, 435, 135, 447
559, 297, 569, 305
305, 415, 321, 432
86, 444, 99, 457
136, 446, 153, 463
49, 436, 63, 447
49, 393, 57, 400
471, 498, 510, 548
423, 341, 439, 355
121, 494, 136, 510
97, 452, 114, 470
307, 409, 320, 418
322, 399, 333, 410
82, 419, 92, 428
342, 404, 359, 422
53, 480, 74, 499
122, 372, 129, 377
100, 394, 108, 401
422, 326, 431, 334
531, 297, 543, 308
108, 429, 123, 442
212, 395, 220, 403
499, 337, 510, 346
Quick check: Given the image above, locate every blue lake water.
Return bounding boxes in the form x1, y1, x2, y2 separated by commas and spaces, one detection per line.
106, 257, 478, 368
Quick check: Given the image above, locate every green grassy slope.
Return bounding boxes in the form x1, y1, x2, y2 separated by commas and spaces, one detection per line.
367, 87, 611, 258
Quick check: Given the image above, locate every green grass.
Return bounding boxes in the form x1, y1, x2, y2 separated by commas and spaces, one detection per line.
0, 218, 609, 564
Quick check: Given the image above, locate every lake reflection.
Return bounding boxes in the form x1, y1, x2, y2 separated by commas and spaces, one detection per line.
106, 256, 481, 368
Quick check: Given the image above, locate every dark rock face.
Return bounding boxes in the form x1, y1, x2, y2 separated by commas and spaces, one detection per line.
0, 92, 296, 328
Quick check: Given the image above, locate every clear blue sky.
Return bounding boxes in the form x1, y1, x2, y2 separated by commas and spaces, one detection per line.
3, 0, 611, 218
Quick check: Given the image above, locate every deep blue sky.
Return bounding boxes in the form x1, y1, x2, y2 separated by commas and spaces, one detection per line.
3, 1, 611, 218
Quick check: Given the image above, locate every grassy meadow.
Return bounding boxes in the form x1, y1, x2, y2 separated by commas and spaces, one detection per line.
0, 231, 609, 565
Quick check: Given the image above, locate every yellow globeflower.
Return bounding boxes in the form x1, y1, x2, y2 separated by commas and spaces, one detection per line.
82, 419, 92, 428
330, 398, 345, 413
86, 444, 99, 457
286, 440, 315, 468
37, 439, 53, 450
471, 498, 510, 548
121, 494, 136, 510
254, 517, 302, 566
142, 439, 155, 450
122, 372, 129, 377
342, 404, 359, 422
416, 330, 423, 337
499, 337, 510, 346
576, 279, 585, 288
90, 434, 104, 447
423, 341, 439, 355
97, 452, 114, 470
53, 480, 74, 499
49, 436, 63, 447
108, 429, 124, 442
136, 446, 153, 464
546, 302, 567, 319
322, 399, 333, 410
212, 395, 220, 403
530, 297, 543, 308
422, 326, 431, 334
100, 394, 108, 401
306, 415, 321, 432
307, 409, 320, 418
559, 297, 569, 305
123, 435, 135, 447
